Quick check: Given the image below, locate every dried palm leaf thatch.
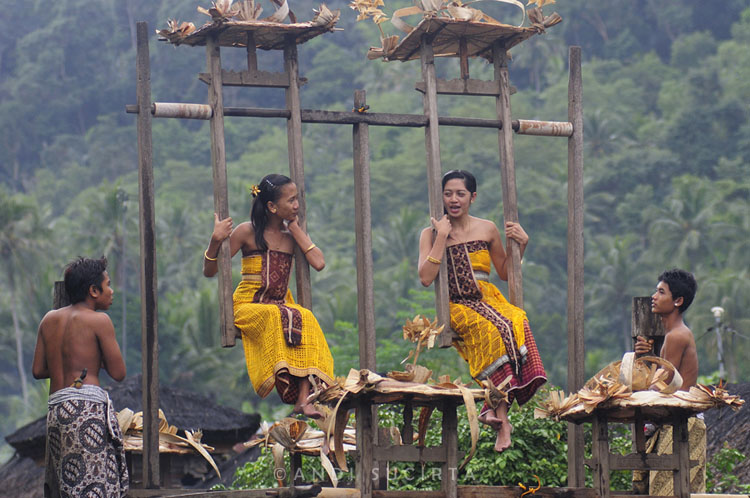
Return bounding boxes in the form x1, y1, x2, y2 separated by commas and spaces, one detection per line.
534, 390, 579, 420
243, 417, 357, 487
198, 0, 242, 20
155, 19, 197, 42
672, 383, 745, 411
118, 408, 220, 478
387, 363, 433, 384
401, 314, 444, 366
578, 377, 631, 413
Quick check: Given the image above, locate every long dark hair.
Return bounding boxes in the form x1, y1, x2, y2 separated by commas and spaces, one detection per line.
250, 174, 293, 251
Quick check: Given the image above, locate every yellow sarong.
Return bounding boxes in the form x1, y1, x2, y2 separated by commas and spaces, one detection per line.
234, 251, 333, 400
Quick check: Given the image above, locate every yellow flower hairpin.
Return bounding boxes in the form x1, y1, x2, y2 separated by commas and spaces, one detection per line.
250, 184, 261, 198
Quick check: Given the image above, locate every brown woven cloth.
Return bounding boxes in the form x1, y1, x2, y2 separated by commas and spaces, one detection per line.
633, 416, 706, 495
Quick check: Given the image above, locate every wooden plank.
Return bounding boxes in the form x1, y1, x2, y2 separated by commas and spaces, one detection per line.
457, 486, 598, 498
198, 69, 290, 87
566, 45, 585, 488
352, 90, 377, 373
608, 452, 679, 471
206, 35, 236, 348
372, 444, 455, 462
420, 36, 457, 348
632, 296, 666, 355
53, 281, 69, 309
415, 78, 501, 96
493, 44, 523, 308
633, 408, 646, 453
283, 37, 313, 310
136, 21, 160, 488
401, 398, 413, 446
441, 401, 458, 498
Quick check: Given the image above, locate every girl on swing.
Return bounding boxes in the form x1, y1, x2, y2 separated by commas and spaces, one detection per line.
203, 173, 333, 418
418, 170, 547, 452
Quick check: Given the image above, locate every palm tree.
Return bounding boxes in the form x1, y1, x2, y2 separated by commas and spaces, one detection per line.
587, 234, 653, 352
0, 189, 44, 406
648, 175, 733, 268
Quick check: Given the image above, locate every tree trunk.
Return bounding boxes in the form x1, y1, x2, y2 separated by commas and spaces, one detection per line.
9, 271, 29, 405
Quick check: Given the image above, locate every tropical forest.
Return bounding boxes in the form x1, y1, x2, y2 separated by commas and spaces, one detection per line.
0, 0, 749, 488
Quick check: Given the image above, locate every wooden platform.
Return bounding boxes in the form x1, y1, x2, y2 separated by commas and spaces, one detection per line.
385, 17, 539, 62
160, 17, 339, 49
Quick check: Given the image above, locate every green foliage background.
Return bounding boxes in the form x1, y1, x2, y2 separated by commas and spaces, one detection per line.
0, 0, 749, 480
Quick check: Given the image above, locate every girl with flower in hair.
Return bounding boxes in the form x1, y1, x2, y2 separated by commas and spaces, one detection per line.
203, 173, 332, 418
418, 169, 546, 452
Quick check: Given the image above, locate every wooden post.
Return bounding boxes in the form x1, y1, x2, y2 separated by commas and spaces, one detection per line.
592, 413, 611, 498
136, 21, 160, 488
356, 399, 374, 498
352, 90, 377, 372
673, 415, 691, 498
493, 43, 523, 308
632, 296, 666, 355
283, 36, 313, 310
206, 35, 235, 348
53, 281, 69, 309
420, 36, 454, 348
566, 45, 585, 488
353, 89, 383, 489
441, 401, 458, 498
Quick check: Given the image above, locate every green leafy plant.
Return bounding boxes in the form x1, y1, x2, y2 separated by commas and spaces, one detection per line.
707, 443, 750, 493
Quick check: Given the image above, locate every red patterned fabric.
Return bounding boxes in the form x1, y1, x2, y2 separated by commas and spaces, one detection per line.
445, 241, 547, 411
252, 250, 303, 346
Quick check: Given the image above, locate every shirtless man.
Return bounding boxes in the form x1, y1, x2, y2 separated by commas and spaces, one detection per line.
32, 257, 128, 497
633, 268, 704, 495
634, 268, 698, 389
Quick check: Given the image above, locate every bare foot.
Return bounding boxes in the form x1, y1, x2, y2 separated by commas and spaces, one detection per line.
294, 402, 323, 419
494, 421, 513, 453
478, 410, 503, 431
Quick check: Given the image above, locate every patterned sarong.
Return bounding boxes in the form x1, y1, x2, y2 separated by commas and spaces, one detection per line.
235, 250, 333, 403
446, 241, 546, 407
45, 384, 128, 498
632, 415, 706, 495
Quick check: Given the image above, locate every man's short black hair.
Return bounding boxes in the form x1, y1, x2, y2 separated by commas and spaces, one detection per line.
658, 268, 697, 314
64, 257, 108, 304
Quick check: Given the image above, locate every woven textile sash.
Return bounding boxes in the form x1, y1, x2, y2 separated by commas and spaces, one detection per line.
250, 250, 303, 346
446, 241, 523, 379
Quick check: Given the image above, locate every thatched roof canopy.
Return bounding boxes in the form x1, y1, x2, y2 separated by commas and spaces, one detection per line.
162, 18, 339, 49
385, 17, 539, 62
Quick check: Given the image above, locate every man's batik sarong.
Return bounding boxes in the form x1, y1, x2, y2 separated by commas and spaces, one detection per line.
446, 241, 547, 407
632, 415, 706, 495
234, 250, 333, 403
45, 384, 128, 498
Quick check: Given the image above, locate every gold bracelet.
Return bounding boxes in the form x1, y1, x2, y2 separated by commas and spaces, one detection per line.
204, 250, 218, 262
427, 256, 441, 265
304, 243, 317, 254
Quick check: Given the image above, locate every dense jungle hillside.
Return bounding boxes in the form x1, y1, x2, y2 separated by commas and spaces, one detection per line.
1, 0, 749, 462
